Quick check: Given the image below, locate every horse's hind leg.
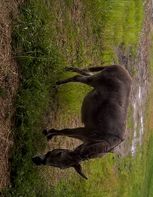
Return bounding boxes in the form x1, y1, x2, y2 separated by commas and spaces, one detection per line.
43, 127, 94, 142
65, 66, 91, 76
55, 74, 93, 87
65, 66, 107, 74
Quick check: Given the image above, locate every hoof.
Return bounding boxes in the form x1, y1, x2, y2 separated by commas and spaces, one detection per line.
47, 133, 54, 141
42, 129, 48, 136
43, 128, 56, 140
56, 81, 61, 85
32, 156, 43, 165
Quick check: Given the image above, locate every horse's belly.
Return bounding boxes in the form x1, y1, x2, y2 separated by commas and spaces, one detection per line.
81, 91, 126, 136
81, 91, 100, 128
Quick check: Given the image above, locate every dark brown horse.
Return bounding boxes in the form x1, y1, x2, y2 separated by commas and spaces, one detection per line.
32, 65, 132, 179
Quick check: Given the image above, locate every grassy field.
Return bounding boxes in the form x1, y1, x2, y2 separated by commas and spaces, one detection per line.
141, 32, 153, 197
3, 0, 153, 196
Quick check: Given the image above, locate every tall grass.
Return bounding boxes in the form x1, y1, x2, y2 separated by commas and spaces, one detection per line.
9, 1, 64, 196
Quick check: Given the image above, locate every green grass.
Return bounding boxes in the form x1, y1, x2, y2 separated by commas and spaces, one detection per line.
141, 96, 153, 197
4, 0, 147, 196
8, 1, 64, 196
141, 32, 153, 197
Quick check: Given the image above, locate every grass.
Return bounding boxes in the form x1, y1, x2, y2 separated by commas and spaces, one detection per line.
8, 1, 64, 196
3, 0, 148, 196
141, 32, 153, 197
0, 87, 6, 97
141, 92, 153, 197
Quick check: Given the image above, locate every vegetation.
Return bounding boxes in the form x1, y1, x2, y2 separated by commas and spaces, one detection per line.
4, 0, 152, 196
141, 32, 153, 197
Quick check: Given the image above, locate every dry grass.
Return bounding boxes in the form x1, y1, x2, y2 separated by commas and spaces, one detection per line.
0, 0, 23, 189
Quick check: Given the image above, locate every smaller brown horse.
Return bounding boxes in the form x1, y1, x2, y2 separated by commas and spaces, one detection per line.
32, 65, 132, 179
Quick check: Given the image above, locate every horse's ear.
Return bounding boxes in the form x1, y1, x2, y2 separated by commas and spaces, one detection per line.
73, 164, 88, 180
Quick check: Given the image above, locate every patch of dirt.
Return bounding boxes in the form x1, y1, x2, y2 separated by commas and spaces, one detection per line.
0, 0, 23, 189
